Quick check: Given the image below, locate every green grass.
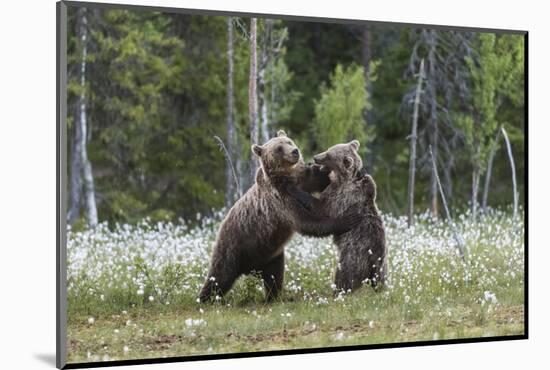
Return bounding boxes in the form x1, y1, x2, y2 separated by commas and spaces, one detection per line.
66, 208, 525, 363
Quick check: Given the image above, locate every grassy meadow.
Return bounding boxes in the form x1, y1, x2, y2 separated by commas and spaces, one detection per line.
66, 208, 525, 363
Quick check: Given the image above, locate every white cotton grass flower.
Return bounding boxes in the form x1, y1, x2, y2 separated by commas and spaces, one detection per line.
87, 317, 95, 325
484, 291, 498, 305
148, 295, 154, 302
185, 318, 206, 327
316, 297, 328, 305
123, 346, 129, 354
65, 207, 524, 341
334, 331, 345, 340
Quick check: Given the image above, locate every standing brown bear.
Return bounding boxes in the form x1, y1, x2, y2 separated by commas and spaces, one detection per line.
292, 140, 387, 293
198, 131, 358, 302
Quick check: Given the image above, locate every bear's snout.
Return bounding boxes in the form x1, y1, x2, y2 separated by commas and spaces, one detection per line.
291, 148, 299, 157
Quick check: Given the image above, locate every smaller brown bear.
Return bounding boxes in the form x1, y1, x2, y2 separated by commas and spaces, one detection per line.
291, 140, 387, 293
198, 131, 359, 303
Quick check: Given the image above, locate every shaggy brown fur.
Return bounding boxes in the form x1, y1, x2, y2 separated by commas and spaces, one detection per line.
198, 131, 358, 302
293, 140, 387, 293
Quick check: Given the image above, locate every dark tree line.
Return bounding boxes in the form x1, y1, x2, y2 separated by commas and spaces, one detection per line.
65, 6, 525, 227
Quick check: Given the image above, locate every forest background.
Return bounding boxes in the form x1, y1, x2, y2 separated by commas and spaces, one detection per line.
65, 6, 525, 227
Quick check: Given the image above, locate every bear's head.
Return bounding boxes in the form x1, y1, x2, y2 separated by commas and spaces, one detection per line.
251, 130, 302, 176
313, 140, 362, 180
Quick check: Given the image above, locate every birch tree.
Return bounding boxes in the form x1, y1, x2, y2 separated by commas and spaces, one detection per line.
249, 18, 259, 180
482, 130, 500, 211
457, 33, 523, 221
501, 127, 518, 219
481, 35, 524, 212
407, 59, 424, 227
79, 8, 98, 227
225, 17, 236, 207
69, 7, 98, 227
258, 19, 272, 143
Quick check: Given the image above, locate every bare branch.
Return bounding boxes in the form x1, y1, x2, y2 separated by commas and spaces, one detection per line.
501, 127, 519, 219
214, 136, 242, 201
429, 145, 467, 260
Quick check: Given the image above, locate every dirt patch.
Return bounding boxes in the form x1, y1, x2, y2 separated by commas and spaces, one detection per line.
67, 339, 82, 352
494, 305, 524, 326
144, 334, 186, 350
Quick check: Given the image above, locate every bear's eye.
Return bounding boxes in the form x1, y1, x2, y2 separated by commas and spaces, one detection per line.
277, 146, 283, 152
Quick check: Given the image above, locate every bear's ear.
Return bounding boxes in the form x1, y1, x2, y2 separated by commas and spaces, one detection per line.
277, 130, 287, 137
349, 140, 360, 151
343, 156, 354, 169
251, 144, 263, 157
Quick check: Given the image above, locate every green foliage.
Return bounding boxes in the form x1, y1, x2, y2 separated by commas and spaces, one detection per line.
457, 33, 525, 172
265, 51, 301, 128
66, 5, 525, 222
312, 64, 371, 155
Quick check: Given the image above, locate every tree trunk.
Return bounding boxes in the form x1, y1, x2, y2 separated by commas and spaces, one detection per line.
471, 167, 480, 222
225, 17, 235, 208
428, 30, 439, 218
249, 18, 259, 181
258, 20, 272, 143
429, 112, 439, 218
361, 27, 372, 81
258, 19, 273, 143
407, 59, 424, 227
259, 87, 269, 142
362, 26, 375, 171
68, 91, 83, 224
443, 155, 454, 207
76, 8, 98, 227
501, 127, 518, 219
482, 130, 500, 212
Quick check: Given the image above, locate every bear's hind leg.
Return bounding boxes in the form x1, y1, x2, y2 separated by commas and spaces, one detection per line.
334, 263, 352, 295
261, 253, 285, 301
199, 258, 240, 303
334, 251, 363, 294
367, 257, 387, 291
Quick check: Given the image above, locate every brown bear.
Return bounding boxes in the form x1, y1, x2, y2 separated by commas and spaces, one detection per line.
291, 140, 387, 293
198, 131, 358, 303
